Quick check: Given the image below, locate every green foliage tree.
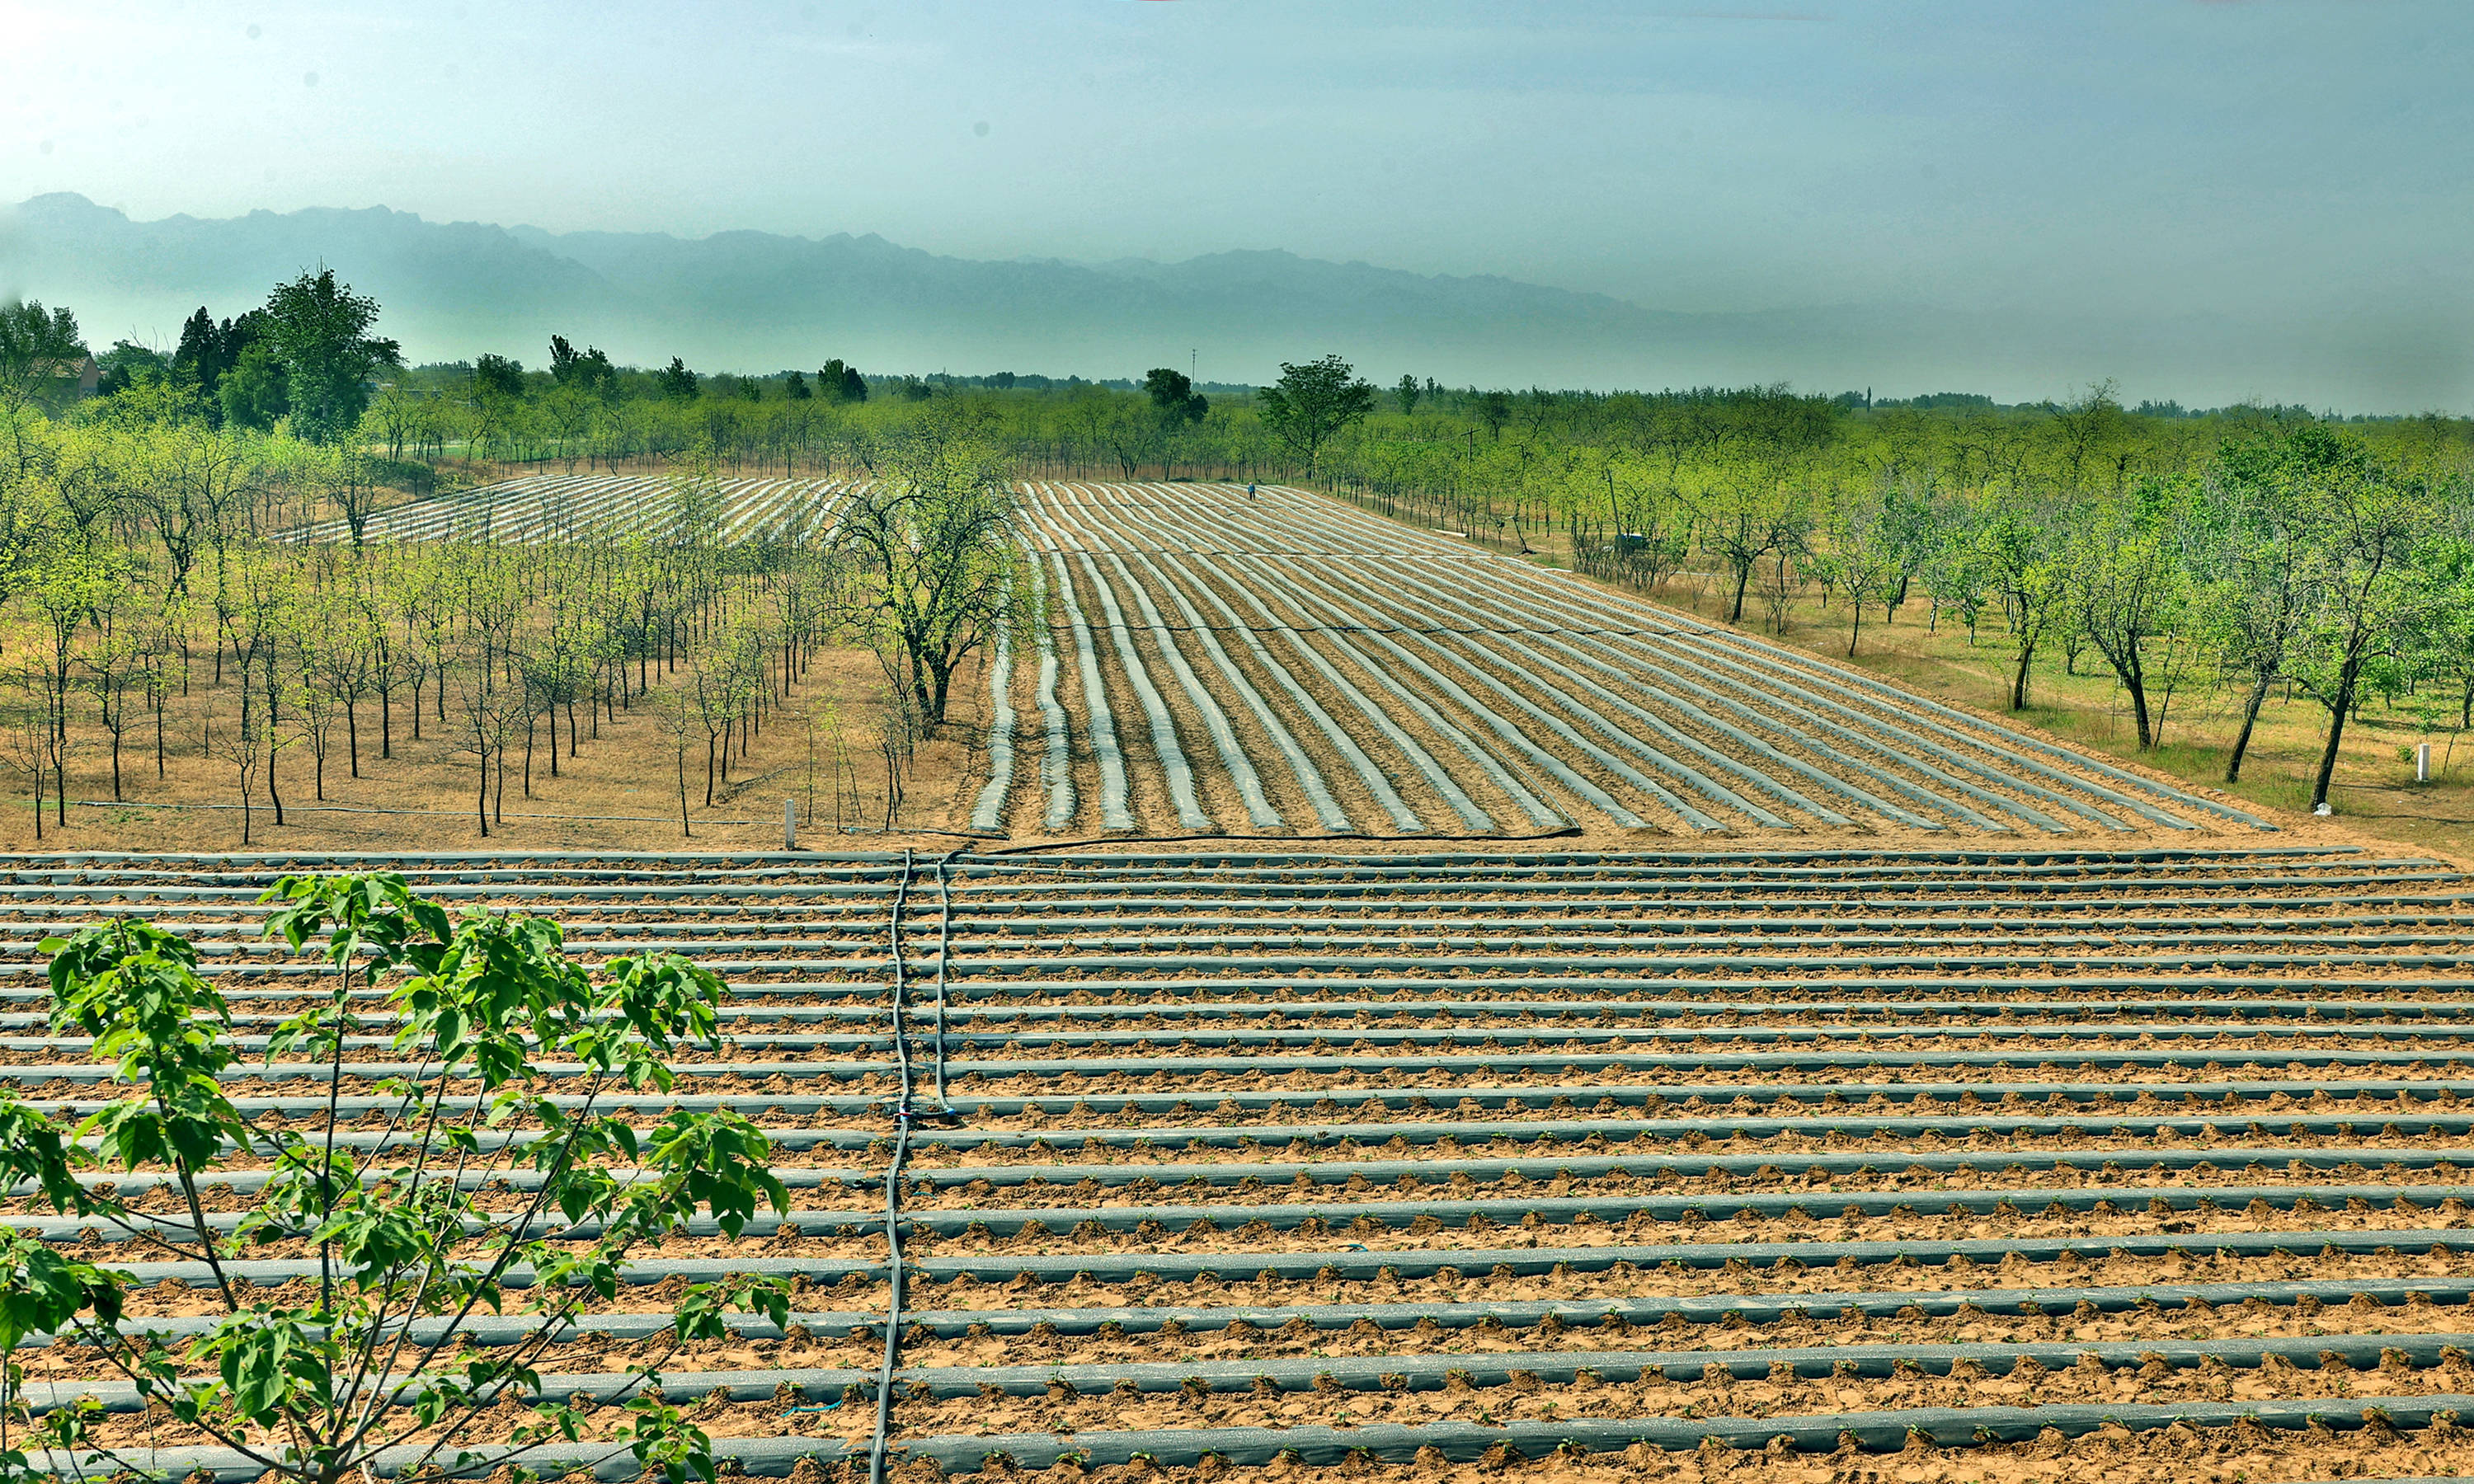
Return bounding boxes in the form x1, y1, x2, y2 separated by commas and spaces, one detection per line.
175, 309, 270, 430
471, 354, 526, 402
818, 359, 867, 404
2194, 427, 2327, 781
219, 342, 292, 433
657, 357, 699, 402
0, 299, 89, 417
0, 873, 791, 1484
1256, 354, 1376, 477
1813, 493, 1905, 657
1694, 478, 1809, 627
1394, 373, 1421, 416
261, 270, 402, 444
93, 340, 168, 398
1473, 390, 1512, 439
2069, 484, 2189, 748
172, 307, 223, 397
2283, 430, 2442, 810
1976, 505, 2072, 710
1141, 368, 1208, 425
546, 336, 617, 397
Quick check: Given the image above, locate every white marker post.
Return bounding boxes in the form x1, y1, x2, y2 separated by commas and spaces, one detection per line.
784, 796, 797, 850
2420, 742, 2434, 783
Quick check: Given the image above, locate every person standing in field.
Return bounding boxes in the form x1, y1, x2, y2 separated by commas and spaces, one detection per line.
1247, 481, 1257, 500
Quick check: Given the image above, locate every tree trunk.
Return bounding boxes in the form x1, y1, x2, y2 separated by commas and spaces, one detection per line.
263, 669, 285, 826
346, 702, 360, 777
2225, 671, 2274, 783
2118, 657, 2152, 749
2010, 643, 2036, 711
1729, 563, 1752, 625
2311, 660, 2364, 810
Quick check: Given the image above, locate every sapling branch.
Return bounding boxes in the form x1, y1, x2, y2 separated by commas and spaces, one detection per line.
1, 873, 783, 1484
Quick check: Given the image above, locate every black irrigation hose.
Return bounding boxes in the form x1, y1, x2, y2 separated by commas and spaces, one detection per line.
47, 1107, 2474, 1164
931, 850, 957, 1109
31, 1395, 2474, 1480
64, 1225, 2474, 1303
859, 841, 965, 1484
0, 843, 2395, 874
971, 827, 1588, 855
24, 1078, 2467, 1127
63, 1272, 2474, 1346
22, 1333, 2474, 1416
49, 1016, 2474, 1058
858, 1396, 2474, 1471
651, 1272, 2474, 1341
671, 1181, 2474, 1238
33, 1044, 2474, 1086
866, 849, 915, 1484
67, 800, 774, 824
24, 1001, 2474, 1032
75, 1224, 2474, 1297
22, 975, 2474, 1011
57, 1181, 2443, 1247
34, 1145, 2474, 1206
30, 1167, 2474, 1245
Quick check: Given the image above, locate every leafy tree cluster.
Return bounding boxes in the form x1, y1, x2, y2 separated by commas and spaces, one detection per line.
0, 299, 91, 418
0, 872, 789, 1484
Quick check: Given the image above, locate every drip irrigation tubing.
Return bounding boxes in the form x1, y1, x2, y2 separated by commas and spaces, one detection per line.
67, 800, 770, 824
21, 1335, 2474, 1415
967, 826, 1587, 854
863, 842, 965, 1484
26, 1396, 2474, 1479
866, 849, 915, 1484
54, 1225, 2474, 1297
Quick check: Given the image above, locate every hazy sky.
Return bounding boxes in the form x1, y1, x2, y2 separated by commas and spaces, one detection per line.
8, 1, 2472, 380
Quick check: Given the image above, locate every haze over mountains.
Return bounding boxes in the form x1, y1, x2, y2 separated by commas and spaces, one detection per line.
2, 192, 2462, 411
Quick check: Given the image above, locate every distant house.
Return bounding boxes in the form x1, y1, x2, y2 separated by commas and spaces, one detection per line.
31, 356, 101, 398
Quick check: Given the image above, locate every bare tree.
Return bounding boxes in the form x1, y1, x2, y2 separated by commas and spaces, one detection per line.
830, 410, 1018, 730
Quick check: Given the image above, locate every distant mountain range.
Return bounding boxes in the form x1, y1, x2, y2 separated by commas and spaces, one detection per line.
1, 192, 2459, 409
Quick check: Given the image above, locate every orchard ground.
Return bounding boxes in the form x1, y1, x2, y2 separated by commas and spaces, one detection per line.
2, 640, 985, 854
1546, 555, 2471, 858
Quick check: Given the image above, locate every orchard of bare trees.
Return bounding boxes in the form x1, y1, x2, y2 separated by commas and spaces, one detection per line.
2, 291, 1025, 844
